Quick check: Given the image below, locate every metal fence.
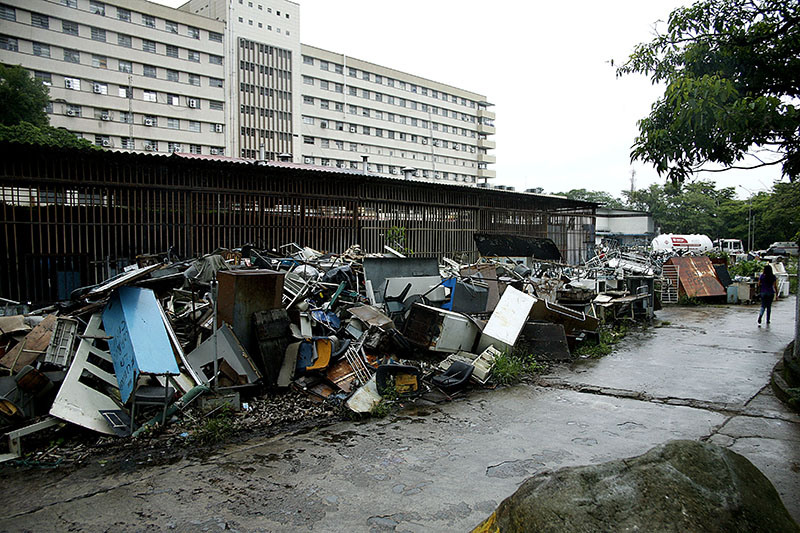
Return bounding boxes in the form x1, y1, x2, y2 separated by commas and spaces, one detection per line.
0, 143, 596, 304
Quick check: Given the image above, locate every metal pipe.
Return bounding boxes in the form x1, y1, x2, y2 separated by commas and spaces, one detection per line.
211, 277, 219, 391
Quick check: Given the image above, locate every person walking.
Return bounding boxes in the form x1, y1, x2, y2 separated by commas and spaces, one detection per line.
757, 264, 778, 325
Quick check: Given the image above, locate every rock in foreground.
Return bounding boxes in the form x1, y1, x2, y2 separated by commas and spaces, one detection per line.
473, 440, 798, 533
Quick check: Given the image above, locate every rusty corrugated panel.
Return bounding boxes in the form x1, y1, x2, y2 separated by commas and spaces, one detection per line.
666, 256, 726, 298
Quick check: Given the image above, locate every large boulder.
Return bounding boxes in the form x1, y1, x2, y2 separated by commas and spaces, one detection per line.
473, 440, 798, 533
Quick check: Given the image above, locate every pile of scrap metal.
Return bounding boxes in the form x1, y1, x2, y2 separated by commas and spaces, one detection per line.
0, 236, 617, 459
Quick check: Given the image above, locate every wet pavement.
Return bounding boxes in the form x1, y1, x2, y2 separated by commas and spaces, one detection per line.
1, 300, 798, 532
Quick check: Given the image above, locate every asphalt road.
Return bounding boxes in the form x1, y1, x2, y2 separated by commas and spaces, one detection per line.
1, 299, 797, 532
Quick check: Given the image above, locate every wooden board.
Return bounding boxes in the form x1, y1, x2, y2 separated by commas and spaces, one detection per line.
0, 315, 57, 373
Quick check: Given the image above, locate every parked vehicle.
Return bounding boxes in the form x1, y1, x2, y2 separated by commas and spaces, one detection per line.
766, 241, 799, 256
713, 239, 744, 255
651, 234, 713, 253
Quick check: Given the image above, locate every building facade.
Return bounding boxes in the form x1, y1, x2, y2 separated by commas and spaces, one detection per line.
0, 0, 227, 154
1, 0, 495, 183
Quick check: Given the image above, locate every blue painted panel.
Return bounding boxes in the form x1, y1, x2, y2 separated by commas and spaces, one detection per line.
103, 287, 179, 403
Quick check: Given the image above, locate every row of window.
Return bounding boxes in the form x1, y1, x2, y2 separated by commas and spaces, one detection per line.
302, 55, 480, 110
17, 10, 224, 66
302, 136, 479, 169
297, 156, 476, 182
237, 15, 289, 35
84, 134, 224, 155
308, 99, 480, 138
29, 0, 224, 42
300, 120, 478, 153
240, 106, 291, 121
237, 0, 291, 19
55, 102, 223, 134
302, 76, 481, 124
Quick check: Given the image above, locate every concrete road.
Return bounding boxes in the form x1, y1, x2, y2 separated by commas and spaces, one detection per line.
1, 300, 798, 532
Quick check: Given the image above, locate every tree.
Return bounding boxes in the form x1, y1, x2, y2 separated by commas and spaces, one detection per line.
0, 64, 49, 128
551, 188, 625, 208
618, 0, 800, 184
0, 122, 96, 150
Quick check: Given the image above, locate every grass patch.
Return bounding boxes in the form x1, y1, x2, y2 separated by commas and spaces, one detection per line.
492, 349, 546, 386
573, 323, 630, 359
677, 295, 703, 306
370, 383, 398, 418
193, 406, 236, 445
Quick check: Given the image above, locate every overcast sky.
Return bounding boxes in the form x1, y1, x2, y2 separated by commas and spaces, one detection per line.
157, 0, 784, 200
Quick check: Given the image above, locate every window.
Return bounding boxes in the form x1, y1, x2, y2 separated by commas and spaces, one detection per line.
303, 116, 314, 125
118, 34, 131, 47
119, 111, 132, 123
320, 61, 329, 71
33, 42, 50, 58
335, 102, 343, 111
143, 65, 156, 78
89, 0, 105, 15
34, 71, 51, 85
31, 13, 49, 29
348, 67, 357, 77
95, 108, 111, 120
0, 4, 14, 21
121, 137, 134, 149
166, 94, 179, 105
303, 136, 314, 145
117, 7, 130, 21
362, 89, 370, 99
208, 31, 222, 42
118, 60, 132, 73
362, 71, 370, 81
362, 108, 370, 117
62, 20, 78, 36
320, 80, 329, 90
209, 78, 223, 88
188, 74, 200, 86
166, 45, 178, 58
302, 76, 313, 85
144, 140, 158, 151
142, 14, 155, 27
167, 118, 180, 129
66, 104, 81, 117
142, 40, 156, 53
187, 26, 200, 39
165, 20, 178, 33
190, 144, 201, 154
209, 54, 223, 65
188, 120, 201, 132
320, 100, 329, 110
64, 77, 80, 90
187, 50, 200, 62
143, 90, 157, 102
335, 64, 343, 74
303, 55, 313, 65
320, 139, 329, 148
63, 49, 80, 63
90, 27, 106, 42
166, 69, 179, 82
209, 100, 223, 111
143, 115, 157, 126
303, 95, 314, 104
118, 86, 132, 98
92, 55, 107, 68
348, 105, 356, 115
92, 82, 107, 94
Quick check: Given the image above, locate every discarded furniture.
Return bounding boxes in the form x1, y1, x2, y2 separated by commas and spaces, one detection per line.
43, 317, 79, 368
477, 286, 536, 353
431, 360, 473, 391
0, 314, 57, 373
186, 323, 262, 388
362, 257, 440, 304
252, 309, 292, 386
49, 314, 121, 435
102, 287, 180, 404
403, 303, 479, 353
515, 322, 571, 361
217, 269, 285, 355
529, 298, 599, 334
0, 416, 60, 463
376, 364, 422, 397
441, 278, 490, 314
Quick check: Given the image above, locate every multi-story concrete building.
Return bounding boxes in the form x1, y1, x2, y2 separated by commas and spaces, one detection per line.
1, 0, 495, 183
298, 45, 495, 184
0, 0, 227, 154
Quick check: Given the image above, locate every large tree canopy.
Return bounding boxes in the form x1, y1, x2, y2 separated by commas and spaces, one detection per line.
618, 0, 800, 184
0, 64, 49, 128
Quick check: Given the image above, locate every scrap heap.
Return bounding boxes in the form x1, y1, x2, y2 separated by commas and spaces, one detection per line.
1, 235, 658, 461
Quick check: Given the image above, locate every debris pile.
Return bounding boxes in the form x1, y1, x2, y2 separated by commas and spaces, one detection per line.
1, 235, 660, 462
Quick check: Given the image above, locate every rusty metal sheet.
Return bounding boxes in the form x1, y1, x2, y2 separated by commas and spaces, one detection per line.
666, 257, 726, 298
0, 315, 57, 373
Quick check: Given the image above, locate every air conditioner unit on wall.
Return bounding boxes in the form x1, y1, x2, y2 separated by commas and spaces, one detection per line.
144, 144, 154, 151
214, 124, 223, 133
66, 110, 75, 117
101, 140, 112, 147
93, 84, 103, 94
144, 118, 153, 126
188, 99, 198, 108
101, 113, 110, 121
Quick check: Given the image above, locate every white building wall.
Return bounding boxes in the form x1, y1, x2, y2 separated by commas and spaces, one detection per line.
0, 0, 227, 154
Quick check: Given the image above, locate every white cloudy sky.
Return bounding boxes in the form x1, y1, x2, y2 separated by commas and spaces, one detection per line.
157, 0, 784, 199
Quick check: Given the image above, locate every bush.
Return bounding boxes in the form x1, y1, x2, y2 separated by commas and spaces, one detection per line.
573, 323, 630, 358
492, 349, 545, 386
